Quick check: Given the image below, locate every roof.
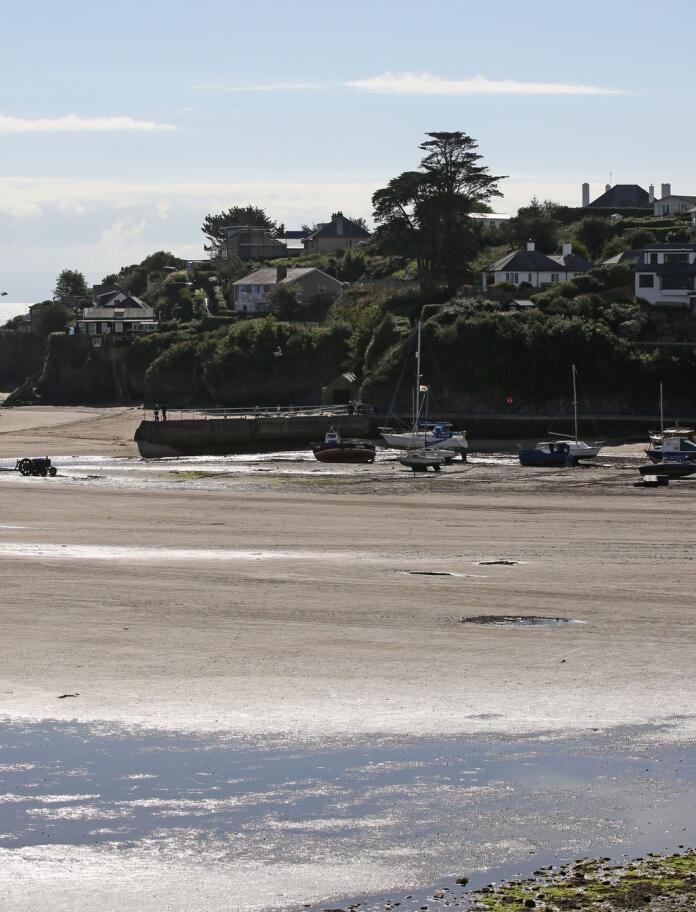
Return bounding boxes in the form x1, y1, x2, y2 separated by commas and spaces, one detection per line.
486, 249, 588, 272
549, 253, 593, 270
282, 230, 311, 239
232, 267, 341, 287
602, 250, 641, 266
306, 213, 370, 240
655, 194, 696, 204
587, 184, 650, 209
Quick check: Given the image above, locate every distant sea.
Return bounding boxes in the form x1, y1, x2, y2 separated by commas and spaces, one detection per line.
0, 302, 30, 325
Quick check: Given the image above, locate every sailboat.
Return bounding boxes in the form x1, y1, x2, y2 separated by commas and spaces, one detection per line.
548, 364, 603, 459
647, 383, 696, 463
380, 319, 468, 459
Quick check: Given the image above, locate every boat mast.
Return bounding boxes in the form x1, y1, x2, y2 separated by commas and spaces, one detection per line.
572, 364, 578, 441
414, 319, 422, 432
659, 382, 664, 434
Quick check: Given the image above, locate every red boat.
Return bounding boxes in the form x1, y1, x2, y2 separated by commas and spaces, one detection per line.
311, 429, 376, 464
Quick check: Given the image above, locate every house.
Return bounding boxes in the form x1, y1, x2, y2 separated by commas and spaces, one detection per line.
583, 183, 650, 209
634, 244, 696, 310
652, 184, 696, 216
470, 212, 510, 230
220, 225, 290, 260
321, 372, 360, 406
483, 242, 592, 290
76, 284, 157, 338
690, 207, 696, 228
231, 265, 343, 314
303, 212, 370, 255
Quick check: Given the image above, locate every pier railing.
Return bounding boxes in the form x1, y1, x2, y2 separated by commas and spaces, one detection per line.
145, 404, 371, 421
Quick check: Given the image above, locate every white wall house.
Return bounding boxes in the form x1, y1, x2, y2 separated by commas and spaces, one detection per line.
634, 244, 696, 310
231, 265, 343, 314
652, 183, 696, 216
483, 242, 592, 290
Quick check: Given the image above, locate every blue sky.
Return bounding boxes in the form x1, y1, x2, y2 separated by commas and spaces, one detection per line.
2, 0, 695, 300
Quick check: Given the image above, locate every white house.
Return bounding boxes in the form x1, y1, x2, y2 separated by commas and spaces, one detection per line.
652, 183, 696, 216
231, 265, 343, 314
483, 242, 592, 290
76, 284, 157, 339
634, 244, 696, 310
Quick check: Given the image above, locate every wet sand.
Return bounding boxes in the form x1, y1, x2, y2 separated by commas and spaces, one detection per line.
1, 406, 695, 911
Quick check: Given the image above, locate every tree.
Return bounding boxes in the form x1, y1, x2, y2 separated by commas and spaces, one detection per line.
372, 131, 506, 290
202, 205, 281, 253
573, 216, 614, 260
269, 284, 303, 321
506, 198, 561, 253
32, 301, 71, 338
53, 269, 88, 306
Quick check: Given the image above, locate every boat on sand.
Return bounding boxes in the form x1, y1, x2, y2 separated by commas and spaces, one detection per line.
311, 429, 376, 464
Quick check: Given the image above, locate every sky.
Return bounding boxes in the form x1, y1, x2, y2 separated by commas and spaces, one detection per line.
2, 0, 695, 301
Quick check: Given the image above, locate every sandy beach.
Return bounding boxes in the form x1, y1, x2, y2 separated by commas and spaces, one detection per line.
1, 405, 695, 911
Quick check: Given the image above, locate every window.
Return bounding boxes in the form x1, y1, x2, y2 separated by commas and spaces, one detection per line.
527, 273, 533, 282
486, 273, 495, 285
115, 322, 124, 333
318, 284, 327, 293
638, 274, 655, 288
505, 272, 519, 283
665, 253, 689, 263
551, 273, 560, 283
649, 253, 659, 265
662, 275, 693, 290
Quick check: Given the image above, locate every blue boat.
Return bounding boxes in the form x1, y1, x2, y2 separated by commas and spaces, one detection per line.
518, 440, 574, 467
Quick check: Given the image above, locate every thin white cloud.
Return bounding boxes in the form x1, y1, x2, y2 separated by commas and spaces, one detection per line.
192, 81, 324, 92
0, 115, 178, 134
0, 176, 379, 221
345, 72, 624, 96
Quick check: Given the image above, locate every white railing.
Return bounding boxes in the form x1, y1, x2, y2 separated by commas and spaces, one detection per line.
145, 404, 370, 421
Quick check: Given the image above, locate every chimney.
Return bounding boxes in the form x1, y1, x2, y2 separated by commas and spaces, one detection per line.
334, 212, 344, 236
276, 264, 288, 282
526, 240, 535, 252
661, 182, 671, 199
605, 183, 611, 193
582, 182, 590, 207
562, 242, 573, 257
649, 184, 655, 204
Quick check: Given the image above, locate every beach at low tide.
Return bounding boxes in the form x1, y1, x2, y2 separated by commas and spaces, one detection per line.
1, 405, 695, 911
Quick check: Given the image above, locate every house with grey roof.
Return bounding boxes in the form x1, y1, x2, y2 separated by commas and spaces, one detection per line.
303, 212, 370, 255
231, 265, 343, 314
634, 244, 696, 310
584, 183, 651, 210
482, 242, 592, 291
652, 185, 696, 217
76, 283, 157, 340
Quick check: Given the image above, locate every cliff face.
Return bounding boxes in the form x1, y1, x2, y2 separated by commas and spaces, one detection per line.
0, 333, 46, 391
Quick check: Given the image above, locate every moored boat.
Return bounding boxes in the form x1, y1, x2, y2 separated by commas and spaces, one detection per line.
381, 422, 468, 457
518, 441, 573, 467
398, 447, 454, 472
548, 365, 602, 459
311, 429, 376, 464
380, 318, 468, 459
639, 461, 696, 479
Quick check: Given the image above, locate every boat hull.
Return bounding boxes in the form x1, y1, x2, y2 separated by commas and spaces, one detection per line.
639, 462, 696, 479
313, 445, 375, 464
518, 450, 573, 467
381, 431, 467, 453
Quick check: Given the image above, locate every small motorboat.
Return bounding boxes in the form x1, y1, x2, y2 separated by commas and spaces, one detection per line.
518, 441, 574, 467
311, 429, 376, 464
639, 461, 696, 479
647, 427, 696, 463
398, 447, 455, 472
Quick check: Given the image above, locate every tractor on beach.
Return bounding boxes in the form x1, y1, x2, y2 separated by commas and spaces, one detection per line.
14, 456, 57, 477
